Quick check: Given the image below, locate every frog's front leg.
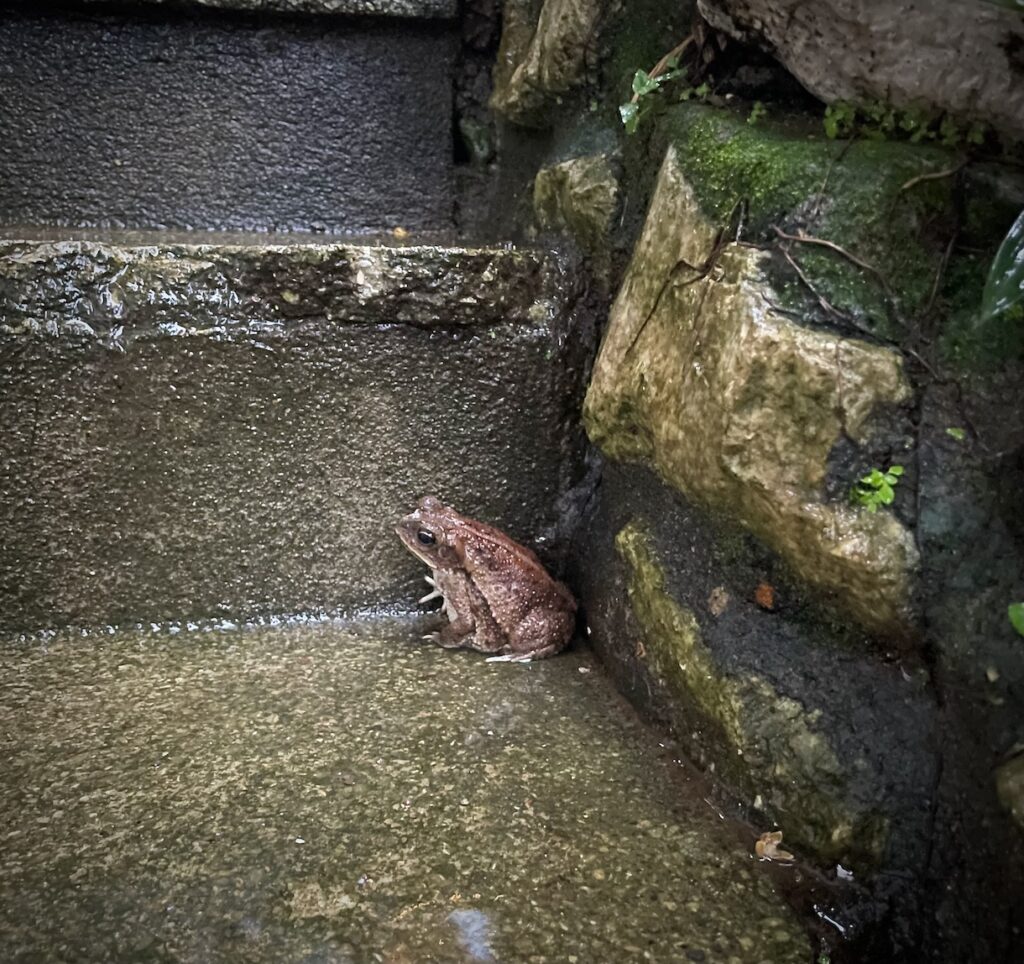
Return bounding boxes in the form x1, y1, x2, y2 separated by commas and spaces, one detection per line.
418, 574, 443, 604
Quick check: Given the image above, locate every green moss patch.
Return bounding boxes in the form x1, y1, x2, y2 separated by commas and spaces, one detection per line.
658, 104, 958, 342
616, 520, 891, 866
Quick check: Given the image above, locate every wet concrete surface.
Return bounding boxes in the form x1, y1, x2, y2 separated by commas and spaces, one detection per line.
0, 5, 455, 234
0, 621, 809, 963
0, 236, 588, 635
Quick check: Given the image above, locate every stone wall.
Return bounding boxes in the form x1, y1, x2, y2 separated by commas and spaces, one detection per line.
489, 0, 1024, 959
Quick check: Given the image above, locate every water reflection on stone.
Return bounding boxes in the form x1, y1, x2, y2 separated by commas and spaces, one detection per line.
0, 620, 808, 962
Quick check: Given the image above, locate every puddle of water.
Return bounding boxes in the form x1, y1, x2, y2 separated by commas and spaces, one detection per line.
0, 622, 808, 962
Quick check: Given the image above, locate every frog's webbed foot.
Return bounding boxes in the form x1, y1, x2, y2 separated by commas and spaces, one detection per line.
419, 574, 443, 604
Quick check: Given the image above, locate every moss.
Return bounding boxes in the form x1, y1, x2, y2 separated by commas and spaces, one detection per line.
616, 520, 891, 866
653, 104, 957, 342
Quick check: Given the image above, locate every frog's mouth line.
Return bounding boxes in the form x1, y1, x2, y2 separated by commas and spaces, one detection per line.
395, 524, 435, 568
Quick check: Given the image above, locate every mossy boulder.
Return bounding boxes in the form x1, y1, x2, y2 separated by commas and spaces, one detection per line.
616, 521, 888, 864
656, 104, 960, 342
585, 145, 919, 638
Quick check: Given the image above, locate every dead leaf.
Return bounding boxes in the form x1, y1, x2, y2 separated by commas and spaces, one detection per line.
754, 582, 777, 611
392, 226, 409, 239
755, 830, 795, 863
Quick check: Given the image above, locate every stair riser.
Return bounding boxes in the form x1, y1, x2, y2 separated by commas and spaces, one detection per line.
0, 7, 456, 233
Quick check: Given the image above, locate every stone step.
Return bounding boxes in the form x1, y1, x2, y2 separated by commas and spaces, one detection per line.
0, 2, 456, 233
0, 229, 587, 635
0, 622, 810, 962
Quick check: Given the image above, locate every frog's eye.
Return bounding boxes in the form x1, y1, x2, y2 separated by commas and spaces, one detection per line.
417, 530, 437, 546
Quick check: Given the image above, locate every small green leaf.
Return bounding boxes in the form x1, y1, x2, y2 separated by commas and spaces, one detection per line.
878, 485, 895, 505
632, 69, 658, 97
1009, 603, 1024, 637
619, 102, 640, 134
888, 465, 904, 476
694, 82, 711, 98
946, 427, 966, 441
665, 55, 680, 70
980, 208, 1024, 323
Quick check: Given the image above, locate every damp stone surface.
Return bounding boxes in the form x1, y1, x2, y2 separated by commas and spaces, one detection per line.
0, 622, 809, 963
0, 232, 587, 635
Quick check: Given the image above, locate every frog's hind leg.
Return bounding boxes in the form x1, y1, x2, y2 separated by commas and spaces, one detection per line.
495, 607, 573, 662
485, 641, 563, 663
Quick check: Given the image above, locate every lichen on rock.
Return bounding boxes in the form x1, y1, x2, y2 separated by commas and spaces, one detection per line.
585, 146, 919, 638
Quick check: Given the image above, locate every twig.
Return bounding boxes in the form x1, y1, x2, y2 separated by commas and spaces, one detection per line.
771, 225, 899, 308
776, 247, 849, 322
629, 34, 695, 105
809, 138, 854, 225
899, 161, 967, 195
925, 227, 959, 318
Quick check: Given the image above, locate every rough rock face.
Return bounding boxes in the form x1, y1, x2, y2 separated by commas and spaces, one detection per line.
533, 153, 619, 265
490, 0, 604, 126
0, 7, 455, 233
569, 462, 938, 896
698, 0, 1024, 142
0, 233, 589, 635
584, 147, 918, 638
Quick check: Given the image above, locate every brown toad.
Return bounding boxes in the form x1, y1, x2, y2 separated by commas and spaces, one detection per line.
395, 496, 575, 661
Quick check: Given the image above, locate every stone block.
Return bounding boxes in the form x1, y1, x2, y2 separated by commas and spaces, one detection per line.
0, 231, 588, 634
584, 147, 919, 637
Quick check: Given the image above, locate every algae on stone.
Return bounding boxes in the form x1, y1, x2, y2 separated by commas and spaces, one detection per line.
616, 521, 889, 864
585, 147, 919, 638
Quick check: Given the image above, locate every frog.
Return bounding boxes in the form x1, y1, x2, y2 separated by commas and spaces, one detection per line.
394, 496, 576, 662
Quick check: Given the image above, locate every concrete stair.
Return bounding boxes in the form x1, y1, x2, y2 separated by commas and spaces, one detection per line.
0, 0, 456, 234
0, 229, 585, 634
